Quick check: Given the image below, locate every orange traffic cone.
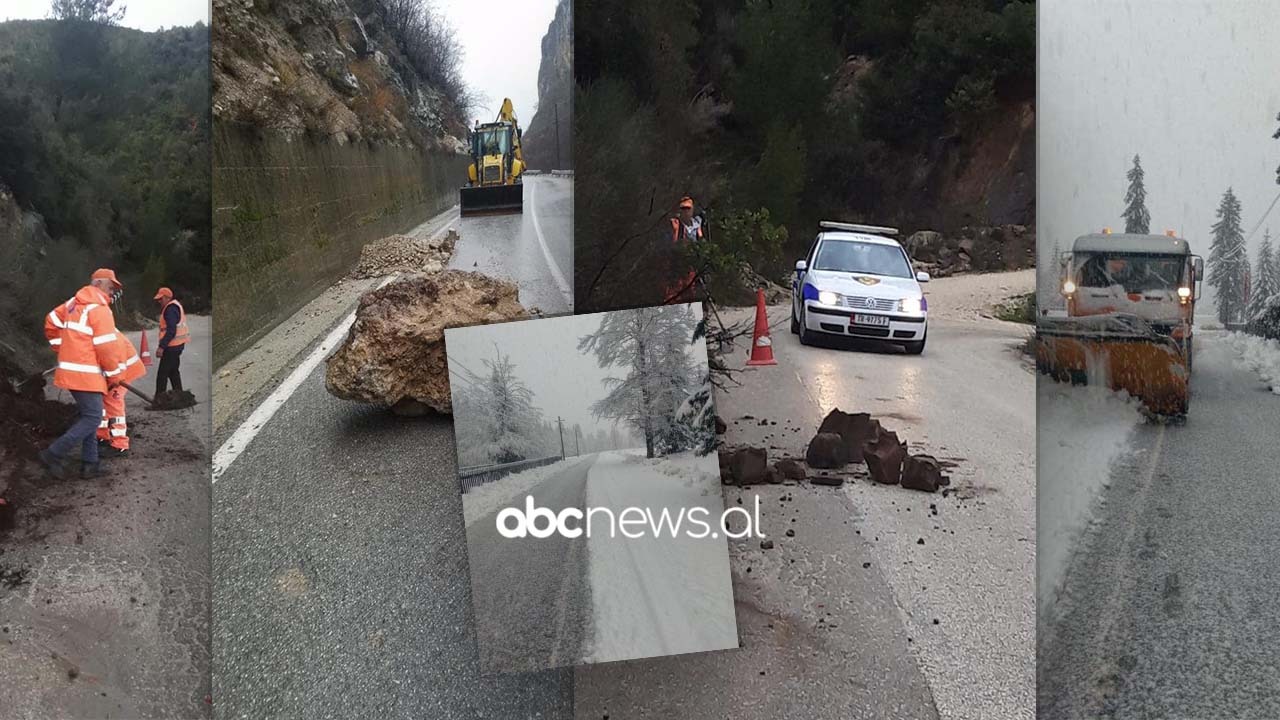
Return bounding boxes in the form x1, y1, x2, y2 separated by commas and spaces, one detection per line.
745, 289, 777, 366
139, 329, 152, 367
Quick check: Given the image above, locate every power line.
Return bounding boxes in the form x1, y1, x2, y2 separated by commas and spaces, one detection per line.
1246, 188, 1280, 244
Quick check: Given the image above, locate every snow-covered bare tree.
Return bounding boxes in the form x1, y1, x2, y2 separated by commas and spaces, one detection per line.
578, 305, 703, 458
452, 349, 547, 464
1250, 229, 1278, 323
1122, 154, 1151, 234
1208, 187, 1250, 326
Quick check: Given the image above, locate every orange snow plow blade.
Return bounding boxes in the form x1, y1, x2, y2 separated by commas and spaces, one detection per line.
1036, 314, 1189, 416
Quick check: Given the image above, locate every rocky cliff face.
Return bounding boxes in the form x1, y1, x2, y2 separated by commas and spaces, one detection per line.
522, 0, 572, 170
212, 0, 466, 151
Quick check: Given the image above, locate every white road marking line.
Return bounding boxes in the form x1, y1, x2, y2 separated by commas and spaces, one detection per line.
212, 221, 455, 484
528, 178, 573, 306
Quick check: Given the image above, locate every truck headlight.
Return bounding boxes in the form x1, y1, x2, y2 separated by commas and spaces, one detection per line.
818, 290, 840, 306
1177, 286, 1192, 299
899, 297, 923, 314
1062, 280, 1077, 296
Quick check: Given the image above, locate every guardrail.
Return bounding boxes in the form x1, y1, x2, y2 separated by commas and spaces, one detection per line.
459, 455, 563, 493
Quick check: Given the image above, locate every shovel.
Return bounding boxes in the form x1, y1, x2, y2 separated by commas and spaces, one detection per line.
8, 367, 55, 395
119, 381, 156, 408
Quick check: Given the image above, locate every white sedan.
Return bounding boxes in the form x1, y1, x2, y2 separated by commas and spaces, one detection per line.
790, 222, 930, 354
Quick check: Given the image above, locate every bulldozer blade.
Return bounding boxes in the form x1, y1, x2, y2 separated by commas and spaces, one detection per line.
459, 183, 524, 216
1036, 314, 1189, 416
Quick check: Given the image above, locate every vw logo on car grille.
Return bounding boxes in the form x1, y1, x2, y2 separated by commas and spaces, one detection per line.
844, 296, 894, 311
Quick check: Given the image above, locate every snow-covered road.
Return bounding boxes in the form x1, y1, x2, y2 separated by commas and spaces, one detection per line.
1039, 329, 1280, 718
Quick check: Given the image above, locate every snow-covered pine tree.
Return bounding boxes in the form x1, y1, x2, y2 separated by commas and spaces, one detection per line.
579, 306, 701, 458
477, 350, 545, 464
1123, 154, 1151, 234
1250, 229, 1278, 323
1208, 187, 1250, 326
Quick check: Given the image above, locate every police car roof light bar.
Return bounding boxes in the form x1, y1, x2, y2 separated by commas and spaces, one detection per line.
819, 221, 900, 236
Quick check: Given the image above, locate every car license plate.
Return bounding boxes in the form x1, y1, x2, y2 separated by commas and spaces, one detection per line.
852, 314, 890, 327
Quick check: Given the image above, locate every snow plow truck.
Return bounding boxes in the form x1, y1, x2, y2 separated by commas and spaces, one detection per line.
1037, 230, 1203, 417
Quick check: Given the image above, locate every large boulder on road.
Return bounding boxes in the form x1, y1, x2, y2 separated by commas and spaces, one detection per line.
325, 271, 528, 415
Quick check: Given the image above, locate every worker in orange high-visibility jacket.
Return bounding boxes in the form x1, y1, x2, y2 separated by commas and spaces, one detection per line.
39, 269, 129, 480
663, 195, 704, 304
96, 332, 146, 458
153, 287, 188, 396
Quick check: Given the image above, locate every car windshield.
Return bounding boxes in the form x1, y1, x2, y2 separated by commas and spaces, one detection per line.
814, 239, 912, 278
474, 127, 511, 156
1078, 252, 1186, 292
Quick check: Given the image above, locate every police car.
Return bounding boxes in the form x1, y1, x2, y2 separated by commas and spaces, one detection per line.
790, 222, 930, 354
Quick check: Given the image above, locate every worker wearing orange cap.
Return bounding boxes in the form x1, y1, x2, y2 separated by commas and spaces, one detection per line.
663, 195, 704, 303
38, 269, 129, 479
153, 287, 189, 396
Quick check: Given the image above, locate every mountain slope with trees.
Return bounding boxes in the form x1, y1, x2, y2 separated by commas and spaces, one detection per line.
0, 16, 210, 372
574, 0, 1036, 311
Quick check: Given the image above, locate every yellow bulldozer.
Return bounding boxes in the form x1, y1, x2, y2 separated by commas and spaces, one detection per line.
1037, 230, 1203, 417
460, 98, 525, 216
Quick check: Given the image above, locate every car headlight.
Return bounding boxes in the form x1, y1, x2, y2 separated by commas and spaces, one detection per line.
1062, 280, 1077, 295
1177, 286, 1192, 299
817, 290, 840, 306
899, 297, 923, 314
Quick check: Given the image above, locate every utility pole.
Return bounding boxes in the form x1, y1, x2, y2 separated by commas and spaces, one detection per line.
573, 424, 581, 456
557, 416, 566, 459
554, 102, 561, 170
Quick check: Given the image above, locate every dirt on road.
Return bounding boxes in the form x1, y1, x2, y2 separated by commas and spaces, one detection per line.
0, 316, 212, 719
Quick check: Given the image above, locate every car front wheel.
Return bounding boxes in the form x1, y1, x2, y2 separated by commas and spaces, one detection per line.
790, 303, 800, 334
798, 306, 812, 346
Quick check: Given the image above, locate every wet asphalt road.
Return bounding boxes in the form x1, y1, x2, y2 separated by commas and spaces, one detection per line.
1039, 331, 1280, 719
1, 316, 212, 719
581, 299, 1036, 720
212, 361, 573, 719
466, 455, 593, 674
449, 174, 574, 314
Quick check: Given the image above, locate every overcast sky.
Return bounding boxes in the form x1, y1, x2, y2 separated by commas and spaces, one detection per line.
434, 0, 557, 128
3, 0, 208, 30
1039, 0, 1280, 307
446, 313, 619, 438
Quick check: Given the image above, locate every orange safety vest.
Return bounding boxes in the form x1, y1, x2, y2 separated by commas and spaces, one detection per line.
160, 299, 190, 348
664, 217, 703, 303
44, 286, 127, 394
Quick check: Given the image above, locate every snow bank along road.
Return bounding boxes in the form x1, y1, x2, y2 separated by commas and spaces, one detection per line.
211, 201, 574, 716
1039, 329, 1280, 719
577, 270, 1037, 720
2, 316, 212, 720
